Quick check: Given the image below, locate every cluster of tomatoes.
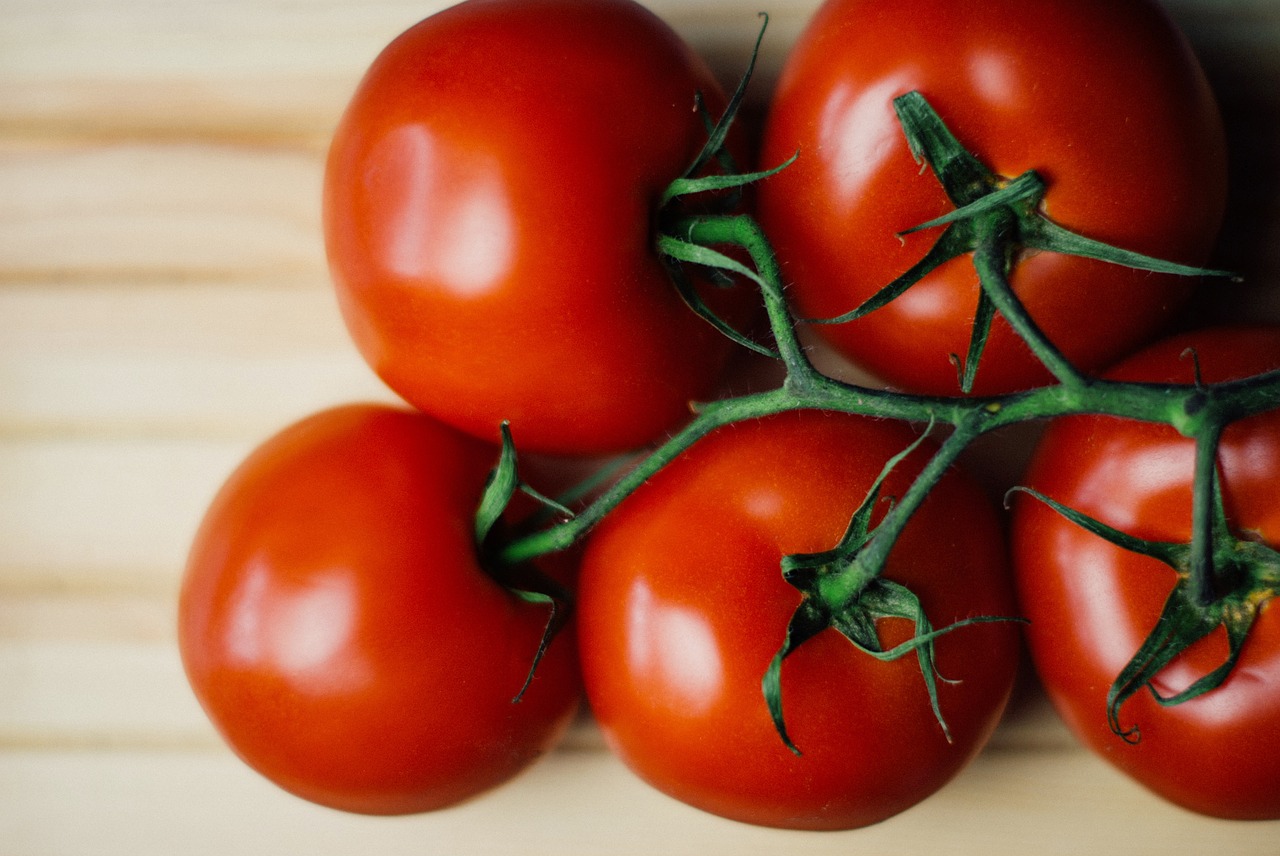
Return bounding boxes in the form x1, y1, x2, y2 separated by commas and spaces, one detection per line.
178, 0, 1280, 831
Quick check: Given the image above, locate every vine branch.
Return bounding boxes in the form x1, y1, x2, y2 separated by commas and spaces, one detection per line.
486, 82, 1280, 746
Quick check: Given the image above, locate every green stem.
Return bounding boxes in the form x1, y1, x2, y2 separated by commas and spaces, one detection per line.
667, 214, 819, 384
498, 212, 1280, 569
1190, 421, 1225, 607
480, 67, 1280, 748
972, 221, 1087, 388
498, 370, 1280, 568
498, 388, 795, 565
819, 423, 979, 606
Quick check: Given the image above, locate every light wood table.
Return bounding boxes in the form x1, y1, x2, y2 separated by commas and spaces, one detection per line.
2, 2, 1278, 853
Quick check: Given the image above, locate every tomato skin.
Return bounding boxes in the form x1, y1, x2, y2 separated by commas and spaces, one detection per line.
178, 404, 580, 815
577, 411, 1020, 830
323, 0, 751, 455
1012, 327, 1280, 819
758, 0, 1227, 396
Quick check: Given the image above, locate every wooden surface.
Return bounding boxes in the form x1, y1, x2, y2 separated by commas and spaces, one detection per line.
3, 1, 1280, 853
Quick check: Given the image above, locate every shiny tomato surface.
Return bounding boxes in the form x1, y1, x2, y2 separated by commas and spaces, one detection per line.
324, 0, 751, 455
1012, 327, 1280, 819
577, 410, 1020, 829
179, 404, 580, 815
759, 0, 1227, 395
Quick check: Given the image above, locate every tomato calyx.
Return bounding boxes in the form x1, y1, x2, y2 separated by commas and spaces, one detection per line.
477, 42, 1277, 756
764, 425, 1021, 755
1011, 478, 1280, 744
809, 91, 1233, 394
475, 422, 576, 703
659, 13, 775, 211
656, 13, 796, 360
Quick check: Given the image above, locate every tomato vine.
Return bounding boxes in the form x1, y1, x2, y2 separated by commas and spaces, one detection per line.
487, 19, 1280, 750
174, 0, 1280, 824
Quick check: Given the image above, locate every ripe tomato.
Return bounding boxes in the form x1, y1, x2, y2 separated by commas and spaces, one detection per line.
324, 0, 752, 455
576, 410, 1020, 830
1012, 327, 1280, 819
178, 404, 581, 815
758, 0, 1227, 395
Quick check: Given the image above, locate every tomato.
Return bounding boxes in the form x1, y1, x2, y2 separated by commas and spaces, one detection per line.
178, 404, 581, 815
323, 0, 753, 455
758, 0, 1227, 396
1011, 326, 1280, 819
576, 410, 1020, 829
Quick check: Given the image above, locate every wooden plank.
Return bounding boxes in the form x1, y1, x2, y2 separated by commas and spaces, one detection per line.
1, 739, 1276, 856
1, 2, 1278, 852
2, 587, 1277, 851
0, 638, 205, 750
0, 437, 250, 584
0, 142, 327, 281
4, 7, 1278, 289
0, 590, 605, 750
0, 0, 443, 140
0, 0, 823, 140
14, 0, 1276, 142
4, 13, 1279, 290
0, 585, 1061, 749
0, 282, 394, 437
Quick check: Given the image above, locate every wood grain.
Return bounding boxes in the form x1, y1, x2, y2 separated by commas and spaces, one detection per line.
2, 1, 1279, 853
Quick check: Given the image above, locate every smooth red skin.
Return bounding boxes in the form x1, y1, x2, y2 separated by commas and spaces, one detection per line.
1013, 327, 1280, 819
324, 0, 751, 456
758, 0, 1227, 396
577, 411, 1020, 830
179, 405, 581, 815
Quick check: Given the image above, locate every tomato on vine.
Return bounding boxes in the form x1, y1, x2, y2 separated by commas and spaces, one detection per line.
323, 0, 755, 455
758, 0, 1228, 395
172, 0, 1280, 831
1012, 327, 1280, 820
575, 410, 1020, 830
179, 404, 581, 815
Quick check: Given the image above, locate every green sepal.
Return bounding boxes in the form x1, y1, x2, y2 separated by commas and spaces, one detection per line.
1107, 582, 1231, 741
898, 169, 1046, 236
765, 431, 925, 754
780, 419, 934, 582
662, 153, 797, 207
1009, 485, 1280, 742
474, 422, 575, 703
839, 580, 1020, 743
658, 234, 769, 291
1007, 487, 1188, 566
475, 423, 574, 547
1021, 217, 1236, 279
807, 223, 971, 326
503, 578, 572, 704
761, 598, 831, 755
893, 91, 997, 206
764, 423, 1023, 753
474, 422, 521, 546
654, 15, 803, 360
893, 92, 1232, 279
818, 90, 1235, 393
958, 276, 998, 393
658, 235, 781, 358
674, 12, 769, 186
763, 575, 1021, 755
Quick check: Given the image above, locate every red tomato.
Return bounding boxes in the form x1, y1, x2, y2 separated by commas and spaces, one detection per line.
323, 0, 752, 455
1012, 327, 1280, 819
178, 404, 581, 815
576, 410, 1020, 830
758, 0, 1227, 395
